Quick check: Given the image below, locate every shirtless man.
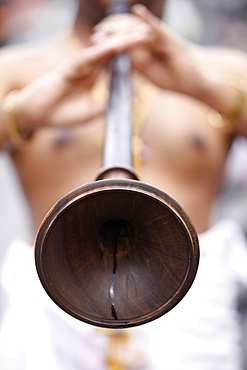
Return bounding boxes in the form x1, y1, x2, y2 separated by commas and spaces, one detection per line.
1, 1, 247, 369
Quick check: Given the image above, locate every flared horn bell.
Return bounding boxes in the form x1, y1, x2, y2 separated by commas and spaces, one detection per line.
35, 177, 199, 329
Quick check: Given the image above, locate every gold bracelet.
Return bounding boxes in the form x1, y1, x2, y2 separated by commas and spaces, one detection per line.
208, 76, 246, 132
3, 90, 31, 151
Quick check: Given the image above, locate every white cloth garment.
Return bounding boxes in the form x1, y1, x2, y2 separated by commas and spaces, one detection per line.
0, 219, 247, 370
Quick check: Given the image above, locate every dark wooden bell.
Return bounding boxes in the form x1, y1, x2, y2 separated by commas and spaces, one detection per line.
35, 177, 199, 328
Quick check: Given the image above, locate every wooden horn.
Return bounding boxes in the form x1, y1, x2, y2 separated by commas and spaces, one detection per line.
34, 0, 200, 329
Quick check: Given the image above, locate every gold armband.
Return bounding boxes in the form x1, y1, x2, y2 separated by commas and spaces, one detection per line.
3, 90, 31, 151
208, 76, 246, 132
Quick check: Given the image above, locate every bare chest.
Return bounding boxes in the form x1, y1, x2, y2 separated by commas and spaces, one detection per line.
16, 90, 230, 185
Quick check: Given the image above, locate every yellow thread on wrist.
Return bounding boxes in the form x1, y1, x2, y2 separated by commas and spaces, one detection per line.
3, 90, 30, 151
208, 76, 246, 132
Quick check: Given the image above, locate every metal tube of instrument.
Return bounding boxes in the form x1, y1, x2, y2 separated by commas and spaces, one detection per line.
102, 52, 133, 169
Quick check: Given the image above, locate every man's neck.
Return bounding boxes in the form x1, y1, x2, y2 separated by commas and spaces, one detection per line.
73, 20, 93, 48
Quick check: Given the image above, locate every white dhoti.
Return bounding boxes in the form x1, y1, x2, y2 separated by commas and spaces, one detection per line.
0, 219, 247, 370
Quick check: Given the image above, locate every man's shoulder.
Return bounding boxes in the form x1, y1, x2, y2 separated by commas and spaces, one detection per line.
0, 35, 67, 94
0, 36, 63, 67
197, 44, 247, 75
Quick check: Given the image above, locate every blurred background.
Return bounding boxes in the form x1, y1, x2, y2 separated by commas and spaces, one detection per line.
0, 0, 247, 366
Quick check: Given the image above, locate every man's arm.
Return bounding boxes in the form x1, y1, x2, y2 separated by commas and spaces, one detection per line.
92, 4, 247, 137
0, 43, 116, 151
